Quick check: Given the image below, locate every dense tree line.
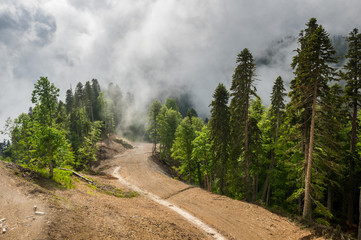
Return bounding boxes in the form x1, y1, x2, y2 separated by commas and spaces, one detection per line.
0, 78, 130, 176
147, 18, 361, 231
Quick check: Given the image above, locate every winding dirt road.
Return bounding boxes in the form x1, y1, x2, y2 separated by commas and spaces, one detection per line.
106, 142, 318, 240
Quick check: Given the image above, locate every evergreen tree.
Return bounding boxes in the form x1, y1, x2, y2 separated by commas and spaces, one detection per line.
290, 18, 337, 220
158, 106, 182, 162
172, 117, 203, 184
343, 28, 361, 223
192, 126, 212, 190
31, 77, 73, 177
229, 48, 257, 201
164, 98, 180, 112
248, 97, 265, 202
77, 121, 103, 169
315, 84, 347, 222
91, 79, 102, 121
65, 89, 73, 115
84, 81, 94, 122
74, 82, 85, 110
261, 76, 286, 203
209, 83, 230, 194
147, 100, 162, 154
9, 113, 33, 164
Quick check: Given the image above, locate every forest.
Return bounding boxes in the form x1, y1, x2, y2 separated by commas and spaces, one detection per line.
147, 18, 361, 230
0, 17, 360, 233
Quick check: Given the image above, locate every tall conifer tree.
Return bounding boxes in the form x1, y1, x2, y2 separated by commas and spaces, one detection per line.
209, 83, 230, 194
290, 18, 337, 220
229, 48, 257, 201
261, 76, 286, 204
344, 28, 361, 223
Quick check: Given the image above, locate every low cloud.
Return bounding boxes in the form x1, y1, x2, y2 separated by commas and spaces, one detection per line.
1, 0, 361, 136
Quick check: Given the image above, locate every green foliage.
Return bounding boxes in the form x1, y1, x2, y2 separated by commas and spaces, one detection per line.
4, 77, 132, 176
158, 105, 182, 162
31, 77, 73, 177
287, 188, 304, 202
171, 117, 204, 183
209, 83, 230, 194
76, 121, 103, 169
31, 77, 59, 127
164, 98, 180, 112
52, 169, 74, 189
113, 138, 133, 149
192, 126, 212, 189
315, 218, 330, 227
103, 188, 138, 198
147, 100, 162, 154
229, 48, 257, 201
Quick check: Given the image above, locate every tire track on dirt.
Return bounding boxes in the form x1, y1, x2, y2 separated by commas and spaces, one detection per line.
113, 167, 226, 240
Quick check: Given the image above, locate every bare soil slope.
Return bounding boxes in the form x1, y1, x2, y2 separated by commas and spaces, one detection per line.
0, 161, 208, 239
0, 139, 323, 239
100, 142, 322, 240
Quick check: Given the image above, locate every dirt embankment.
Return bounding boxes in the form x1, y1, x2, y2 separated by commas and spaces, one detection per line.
99, 142, 323, 240
0, 163, 207, 239
0, 137, 324, 239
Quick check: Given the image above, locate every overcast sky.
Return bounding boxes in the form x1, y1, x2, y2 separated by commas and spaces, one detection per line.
1, 0, 361, 136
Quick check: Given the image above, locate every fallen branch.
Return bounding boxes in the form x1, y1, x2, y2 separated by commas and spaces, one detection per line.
58, 168, 94, 184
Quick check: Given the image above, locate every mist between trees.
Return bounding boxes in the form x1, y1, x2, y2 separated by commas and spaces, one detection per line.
1, 17, 361, 238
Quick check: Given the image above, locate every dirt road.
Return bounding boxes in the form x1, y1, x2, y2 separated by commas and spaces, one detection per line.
104, 142, 318, 240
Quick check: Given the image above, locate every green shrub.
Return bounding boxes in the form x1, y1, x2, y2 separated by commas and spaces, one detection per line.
52, 169, 74, 189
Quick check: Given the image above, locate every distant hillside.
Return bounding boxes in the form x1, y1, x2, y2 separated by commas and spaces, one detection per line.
256, 35, 348, 69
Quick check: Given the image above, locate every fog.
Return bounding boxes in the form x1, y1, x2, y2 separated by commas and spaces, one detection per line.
1, 0, 361, 137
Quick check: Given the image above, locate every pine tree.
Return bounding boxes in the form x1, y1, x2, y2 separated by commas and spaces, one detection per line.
248, 97, 264, 202
192, 126, 212, 190
164, 98, 180, 112
31, 77, 72, 177
91, 79, 102, 121
209, 83, 230, 194
343, 28, 361, 223
172, 117, 203, 184
147, 100, 162, 155
65, 89, 73, 115
262, 76, 286, 204
229, 48, 257, 201
290, 18, 337, 220
158, 106, 182, 162
84, 81, 94, 122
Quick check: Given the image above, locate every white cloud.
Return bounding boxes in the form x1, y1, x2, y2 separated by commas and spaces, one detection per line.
1, 0, 361, 135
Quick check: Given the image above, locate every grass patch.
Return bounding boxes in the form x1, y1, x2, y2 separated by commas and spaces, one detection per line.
103, 187, 138, 198
88, 183, 98, 190
113, 137, 133, 149
52, 169, 74, 189
91, 181, 138, 198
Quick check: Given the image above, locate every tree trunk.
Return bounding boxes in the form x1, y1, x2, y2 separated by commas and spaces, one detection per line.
303, 79, 317, 220
327, 183, 332, 212
262, 110, 280, 203
49, 159, 54, 178
220, 153, 225, 194
262, 153, 274, 203
348, 95, 358, 223
266, 183, 271, 206
357, 188, 361, 240
197, 162, 203, 188
152, 141, 157, 155
252, 175, 257, 202
244, 98, 251, 201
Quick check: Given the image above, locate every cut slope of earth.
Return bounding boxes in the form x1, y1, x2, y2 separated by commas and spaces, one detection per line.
0, 138, 324, 239
0, 161, 208, 239
99, 142, 323, 240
